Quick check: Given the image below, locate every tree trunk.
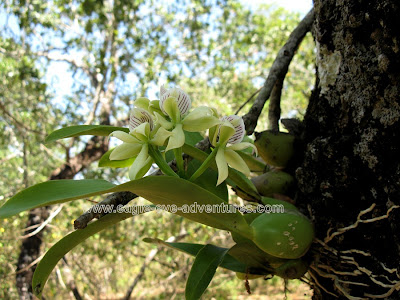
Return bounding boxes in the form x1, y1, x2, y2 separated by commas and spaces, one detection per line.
297, 0, 400, 299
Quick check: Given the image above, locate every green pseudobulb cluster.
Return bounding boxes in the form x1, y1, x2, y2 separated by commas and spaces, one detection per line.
232, 130, 314, 280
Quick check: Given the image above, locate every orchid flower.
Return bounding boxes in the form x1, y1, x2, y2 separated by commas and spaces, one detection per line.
154, 86, 220, 151
109, 107, 172, 180
209, 115, 257, 185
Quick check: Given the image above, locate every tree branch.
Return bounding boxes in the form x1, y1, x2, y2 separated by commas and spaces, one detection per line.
243, 8, 314, 134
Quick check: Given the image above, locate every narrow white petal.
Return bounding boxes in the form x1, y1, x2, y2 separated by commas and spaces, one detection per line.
228, 142, 258, 155
110, 131, 138, 143
128, 144, 149, 180
216, 147, 229, 186
166, 124, 185, 151
224, 149, 250, 176
109, 143, 142, 160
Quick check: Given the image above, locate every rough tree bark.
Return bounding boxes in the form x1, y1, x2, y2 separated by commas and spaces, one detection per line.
296, 0, 400, 299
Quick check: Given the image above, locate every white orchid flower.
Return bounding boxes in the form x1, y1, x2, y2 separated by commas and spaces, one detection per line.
109, 107, 172, 180
155, 85, 220, 151
209, 115, 257, 185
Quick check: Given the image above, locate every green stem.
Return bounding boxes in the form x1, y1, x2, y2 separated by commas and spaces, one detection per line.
148, 145, 179, 177
173, 147, 185, 177
189, 146, 219, 182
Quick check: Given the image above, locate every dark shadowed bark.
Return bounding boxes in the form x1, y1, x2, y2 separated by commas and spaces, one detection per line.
296, 0, 400, 298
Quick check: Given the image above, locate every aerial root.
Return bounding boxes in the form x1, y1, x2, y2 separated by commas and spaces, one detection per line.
324, 203, 400, 243
311, 236, 400, 299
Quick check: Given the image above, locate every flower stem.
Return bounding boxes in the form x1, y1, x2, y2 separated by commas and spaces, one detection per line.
148, 145, 179, 177
189, 146, 219, 182
173, 147, 185, 177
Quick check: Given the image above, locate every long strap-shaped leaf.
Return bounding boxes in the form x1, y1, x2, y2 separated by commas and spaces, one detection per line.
185, 244, 229, 300
0, 177, 253, 237
0, 179, 116, 218
33, 209, 153, 298
143, 238, 247, 273
45, 125, 129, 143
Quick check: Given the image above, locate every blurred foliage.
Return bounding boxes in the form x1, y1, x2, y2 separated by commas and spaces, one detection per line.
0, 0, 314, 298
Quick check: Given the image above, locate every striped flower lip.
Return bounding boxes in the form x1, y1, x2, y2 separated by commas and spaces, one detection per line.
160, 85, 191, 117
220, 115, 245, 144
129, 108, 154, 132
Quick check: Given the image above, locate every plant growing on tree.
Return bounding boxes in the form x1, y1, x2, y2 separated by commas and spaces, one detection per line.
1, 85, 314, 299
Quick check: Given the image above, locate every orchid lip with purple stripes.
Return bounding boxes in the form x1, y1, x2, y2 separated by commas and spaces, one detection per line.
159, 85, 191, 117
129, 108, 154, 132
220, 115, 245, 144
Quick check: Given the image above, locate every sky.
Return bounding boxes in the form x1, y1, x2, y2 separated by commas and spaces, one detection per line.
1, 0, 314, 107
242, 0, 313, 17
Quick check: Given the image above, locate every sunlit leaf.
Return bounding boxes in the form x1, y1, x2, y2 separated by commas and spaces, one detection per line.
0, 177, 253, 238
0, 180, 116, 219
45, 125, 128, 143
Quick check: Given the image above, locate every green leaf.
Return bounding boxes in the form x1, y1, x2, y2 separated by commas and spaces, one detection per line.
116, 177, 253, 237
33, 208, 154, 297
98, 148, 135, 168
45, 125, 128, 143
186, 159, 228, 202
1, 177, 253, 238
0, 180, 116, 219
143, 238, 247, 273
184, 131, 204, 146
185, 244, 229, 300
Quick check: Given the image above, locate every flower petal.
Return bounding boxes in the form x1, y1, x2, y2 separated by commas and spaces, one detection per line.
163, 96, 180, 122
110, 131, 138, 143
221, 115, 245, 144
149, 100, 163, 115
166, 124, 185, 151
151, 127, 173, 146
218, 121, 236, 145
228, 142, 258, 155
182, 107, 221, 132
109, 143, 142, 160
129, 107, 154, 131
154, 112, 173, 130
160, 87, 191, 117
130, 122, 150, 142
128, 143, 149, 180
216, 147, 229, 185
134, 97, 150, 110
224, 149, 250, 176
